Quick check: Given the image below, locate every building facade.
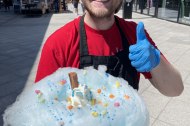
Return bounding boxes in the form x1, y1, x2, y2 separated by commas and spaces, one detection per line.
132, 0, 190, 25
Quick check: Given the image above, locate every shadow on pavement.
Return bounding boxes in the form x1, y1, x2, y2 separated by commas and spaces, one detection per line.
0, 11, 53, 125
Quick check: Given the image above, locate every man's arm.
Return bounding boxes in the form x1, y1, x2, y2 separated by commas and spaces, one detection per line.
149, 55, 183, 96
129, 22, 184, 97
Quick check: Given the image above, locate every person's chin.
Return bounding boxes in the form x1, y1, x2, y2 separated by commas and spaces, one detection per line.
94, 8, 108, 13
90, 9, 110, 18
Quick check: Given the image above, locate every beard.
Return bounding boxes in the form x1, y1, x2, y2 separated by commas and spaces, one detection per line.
81, 0, 119, 19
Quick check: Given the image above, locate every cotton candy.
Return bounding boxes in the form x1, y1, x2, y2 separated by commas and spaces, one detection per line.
3, 66, 149, 126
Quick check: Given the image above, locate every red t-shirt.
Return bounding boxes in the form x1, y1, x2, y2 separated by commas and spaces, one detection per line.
35, 16, 156, 83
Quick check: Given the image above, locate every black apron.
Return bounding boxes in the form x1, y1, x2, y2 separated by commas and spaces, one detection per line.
79, 16, 139, 90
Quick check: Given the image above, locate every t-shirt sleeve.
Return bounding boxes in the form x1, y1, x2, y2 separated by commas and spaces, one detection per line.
35, 39, 61, 83
35, 19, 79, 83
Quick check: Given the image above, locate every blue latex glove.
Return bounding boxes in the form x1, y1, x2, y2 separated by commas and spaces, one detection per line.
129, 22, 161, 72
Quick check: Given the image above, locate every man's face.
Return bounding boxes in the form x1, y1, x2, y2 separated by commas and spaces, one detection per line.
82, 0, 122, 18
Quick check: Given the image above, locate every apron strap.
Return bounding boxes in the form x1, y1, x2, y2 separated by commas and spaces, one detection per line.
79, 15, 93, 69
79, 15, 88, 56
114, 17, 139, 89
114, 17, 128, 50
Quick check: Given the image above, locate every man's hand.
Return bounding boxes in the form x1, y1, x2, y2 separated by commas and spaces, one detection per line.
129, 22, 161, 72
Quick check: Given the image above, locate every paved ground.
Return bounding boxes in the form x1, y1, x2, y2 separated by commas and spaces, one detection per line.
0, 4, 190, 126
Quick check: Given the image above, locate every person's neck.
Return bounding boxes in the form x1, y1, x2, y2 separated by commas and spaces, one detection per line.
84, 12, 115, 30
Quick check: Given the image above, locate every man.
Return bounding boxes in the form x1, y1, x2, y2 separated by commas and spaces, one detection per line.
53, 0, 59, 13
35, 0, 183, 97
72, 0, 79, 15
